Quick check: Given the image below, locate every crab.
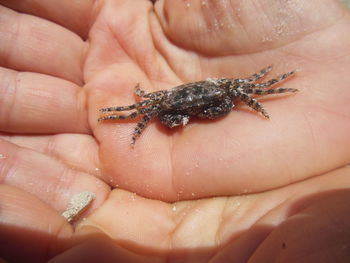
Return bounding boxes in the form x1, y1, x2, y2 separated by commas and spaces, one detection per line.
98, 65, 298, 145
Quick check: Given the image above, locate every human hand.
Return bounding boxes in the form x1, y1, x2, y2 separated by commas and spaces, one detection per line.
0, 0, 350, 262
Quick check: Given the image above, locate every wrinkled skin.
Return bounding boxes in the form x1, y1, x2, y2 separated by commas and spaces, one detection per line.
0, 0, 350, 262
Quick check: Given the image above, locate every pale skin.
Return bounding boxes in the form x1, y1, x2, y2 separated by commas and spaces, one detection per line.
0, 0, 350, 262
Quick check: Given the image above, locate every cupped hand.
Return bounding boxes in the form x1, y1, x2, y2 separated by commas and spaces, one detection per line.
0, 0, 350, 262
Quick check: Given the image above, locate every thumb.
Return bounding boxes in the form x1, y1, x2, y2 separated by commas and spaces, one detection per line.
155, 0, 346, 55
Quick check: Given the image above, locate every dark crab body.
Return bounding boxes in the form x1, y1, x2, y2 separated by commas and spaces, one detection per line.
158, 82, 233, 127
99, 66, 298, 144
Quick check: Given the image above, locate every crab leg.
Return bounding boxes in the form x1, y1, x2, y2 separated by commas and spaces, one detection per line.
244, 70, 296, 88
99, 99, 154, 113
131, 107, 161, 145
233, 65, 273, 84
98, 105, 156, 121
233, 90, 270, 118
243, 87, 298, 95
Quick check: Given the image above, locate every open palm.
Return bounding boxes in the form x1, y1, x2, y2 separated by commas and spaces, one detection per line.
1, 0, 350, 262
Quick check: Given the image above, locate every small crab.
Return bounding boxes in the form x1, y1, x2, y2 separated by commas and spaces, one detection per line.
99, 65, 298, 144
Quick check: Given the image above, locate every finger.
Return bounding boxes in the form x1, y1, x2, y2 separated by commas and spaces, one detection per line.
210, 166, 350, 262
0, 5, 86, 84
155, 0, 346, 56
48, 238, 162, 263
0, 184, 72, 263
0, 67, 89, 133
75, 167, 350, 261
0, 133, 101, 176
0, 0, 96, 39
249, 193, 350, 262
151, 0, 349, 82
0, 139, 110, 213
